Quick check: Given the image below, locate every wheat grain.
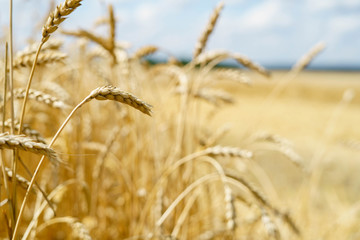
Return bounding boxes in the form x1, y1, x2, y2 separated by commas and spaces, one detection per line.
0, 133, 60, 164
87, 85, 153, 116
42, 0, 83, 43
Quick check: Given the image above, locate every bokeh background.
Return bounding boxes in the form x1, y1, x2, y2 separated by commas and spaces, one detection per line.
0, 0, 359, 69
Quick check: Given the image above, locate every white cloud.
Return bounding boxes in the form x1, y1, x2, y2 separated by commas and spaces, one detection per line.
220, 0, 292, 33
327, 15, 360, 43
307, 0, 360, 12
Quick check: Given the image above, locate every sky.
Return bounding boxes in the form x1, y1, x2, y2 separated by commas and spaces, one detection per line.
0, 0, 360, 69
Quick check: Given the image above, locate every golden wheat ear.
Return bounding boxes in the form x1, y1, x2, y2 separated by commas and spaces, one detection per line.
42, 0, 83, 43
87, 85, 153, 116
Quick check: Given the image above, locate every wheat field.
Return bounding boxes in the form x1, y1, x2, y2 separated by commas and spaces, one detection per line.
0, 1, 359, 239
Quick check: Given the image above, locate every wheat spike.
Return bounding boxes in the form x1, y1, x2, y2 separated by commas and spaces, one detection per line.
261, 208, 280, 240
71, 221, 92, 240
292, 41, 326, 73
193, 1, 224, 58
14, 50, 67, 69
14, 88, 68, 109
205, 145, 253, 159
213, 68, 252, 85
5, 167, 30, 190
42, 0, 83, 43
132, 45, 158, 59
224, 185, 236, 231
232, 53, 271, 77
15, 39, 63, 58
195, 50, 229, 65
0, 133, 60, 164
87, 85, 153, 116
1, 119, 46, 144
194, 88, 234, 106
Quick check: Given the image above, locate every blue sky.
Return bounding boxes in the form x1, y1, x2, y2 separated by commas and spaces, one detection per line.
1, 0, 360, 68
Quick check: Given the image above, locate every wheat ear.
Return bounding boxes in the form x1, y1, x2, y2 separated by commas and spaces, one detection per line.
291, 41, 326, 73
132, 45, 159, 59
14, 51, 67, 69
15, 39, 63, 58
1, 119, 46, 144
193, 1, 224, 58
87, 85, 153, 116
42, 0, 83, 43
0, 133, 59, 164
14, 88, 68, 110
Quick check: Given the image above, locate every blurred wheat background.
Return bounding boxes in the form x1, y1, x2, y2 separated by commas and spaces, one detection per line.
0, 0, 359, 239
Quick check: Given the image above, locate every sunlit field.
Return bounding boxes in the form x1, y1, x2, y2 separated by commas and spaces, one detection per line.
0, 1, 359, 239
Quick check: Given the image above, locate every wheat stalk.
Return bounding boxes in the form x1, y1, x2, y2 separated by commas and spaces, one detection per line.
193, 1, 224, 58
87, 85, 153, 116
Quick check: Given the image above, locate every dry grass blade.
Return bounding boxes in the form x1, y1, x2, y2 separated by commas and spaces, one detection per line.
0, 119, 46, 144
193, 1, 224, 58
0, 133, 60, 164
14, 50, 67, 69
42, 0, 83, 43
87, 85, 153, 116
14, 88, 68, 110
132, 45, 158, 59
